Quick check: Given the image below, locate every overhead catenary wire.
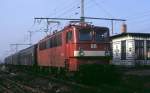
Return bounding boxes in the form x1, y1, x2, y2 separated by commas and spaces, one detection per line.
126, 11, 150, 28
126, 10, 150, 20
45, 0, 81, 32
92, 0, 114, 17
8, 18, 44, 54
125, 10, 150, 33
49, 0, 79, 18
9, 0, 126, 54
17, 0, 81, 48
127, 16, 150, 24
129, 25, 150, 33
55, 3, 80, 18
83, 0, 93, 9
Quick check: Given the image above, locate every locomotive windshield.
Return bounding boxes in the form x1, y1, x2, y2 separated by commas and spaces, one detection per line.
78, 27, 109, 41
95, 28, 109, 42
79, 29, 92, 41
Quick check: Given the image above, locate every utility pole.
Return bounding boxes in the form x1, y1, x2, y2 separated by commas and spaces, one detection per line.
28, 31, 32, 45
45, 19, 49, 35
81, 0, 85, 22
111, 20, 114, 35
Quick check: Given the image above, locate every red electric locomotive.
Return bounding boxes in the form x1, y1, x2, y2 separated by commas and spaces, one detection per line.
37, 23, 110, 72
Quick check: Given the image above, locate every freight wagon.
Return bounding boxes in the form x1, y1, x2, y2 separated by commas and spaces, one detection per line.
5, 44, 37, 66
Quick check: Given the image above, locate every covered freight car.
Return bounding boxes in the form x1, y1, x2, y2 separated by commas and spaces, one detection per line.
12, 53, 19, 65
4, 44, 37, 66
19, 44, 37, 66
5, 55, 13, 65
5, 52, 19, 65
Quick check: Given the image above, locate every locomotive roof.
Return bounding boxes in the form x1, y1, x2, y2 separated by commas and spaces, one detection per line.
39, 24, 109, 42
111, 32, 150, 39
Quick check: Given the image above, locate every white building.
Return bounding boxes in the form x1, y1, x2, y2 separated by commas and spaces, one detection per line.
111, 33, 150, 66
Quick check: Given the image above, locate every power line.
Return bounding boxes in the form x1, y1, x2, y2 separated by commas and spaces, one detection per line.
92, 0, 113, 17
127, 16, 150, 24
83, 17, 126, 35
55, 2, 80, 18
34, 17, 80, 21
7, 19, 37, 54
129, 26, 150, 33
34, 17, 80, 36
84, 0, 96, 10
13, 20, 36, 48
126, 10, 150, 20
127, 13, 150, 22
83, 17, 126, 21
49, 0, 79, 18
10, 44, 31, 53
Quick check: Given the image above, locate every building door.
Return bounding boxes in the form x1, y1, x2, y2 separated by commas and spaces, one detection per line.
121, 40, 126, 60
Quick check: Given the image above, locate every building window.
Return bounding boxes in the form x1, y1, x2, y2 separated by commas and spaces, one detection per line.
121, 40, 126, 60
146, 40, 150, 59
135, 40, 144, 60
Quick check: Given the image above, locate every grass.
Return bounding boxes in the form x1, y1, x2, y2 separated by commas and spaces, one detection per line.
75, 64, 150, 93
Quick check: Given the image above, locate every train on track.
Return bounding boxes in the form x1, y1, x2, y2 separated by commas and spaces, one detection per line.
5, 23, 111, 74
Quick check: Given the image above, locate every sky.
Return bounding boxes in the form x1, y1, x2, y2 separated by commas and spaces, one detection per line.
0, 0, 150, 61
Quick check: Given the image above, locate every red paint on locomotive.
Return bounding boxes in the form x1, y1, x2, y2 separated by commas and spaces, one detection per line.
37, 23, 110, 71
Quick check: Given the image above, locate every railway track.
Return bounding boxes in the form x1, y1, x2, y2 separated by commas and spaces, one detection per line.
0, 84, 13, 93
22, 69, 100, 93
2, 67, 100, 93
0, 70, 46, 93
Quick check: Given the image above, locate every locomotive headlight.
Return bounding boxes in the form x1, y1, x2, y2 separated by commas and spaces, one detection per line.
79, 48, 85, 56
105, 51, 110, 56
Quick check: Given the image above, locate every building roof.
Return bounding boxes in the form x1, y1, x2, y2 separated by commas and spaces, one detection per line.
111, 32, 150, 39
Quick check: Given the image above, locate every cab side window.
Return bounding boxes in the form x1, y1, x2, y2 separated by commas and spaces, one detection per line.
39, 41, 46, 50
66, 31, 72, 43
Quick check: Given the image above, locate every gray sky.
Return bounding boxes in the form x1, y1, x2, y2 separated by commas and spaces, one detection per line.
0, 0, 150, 61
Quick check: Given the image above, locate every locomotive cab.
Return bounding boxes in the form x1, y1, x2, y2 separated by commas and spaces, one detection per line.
66, 24, 110, 71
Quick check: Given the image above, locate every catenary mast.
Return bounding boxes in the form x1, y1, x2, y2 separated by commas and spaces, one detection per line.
81, 0, 85, 22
